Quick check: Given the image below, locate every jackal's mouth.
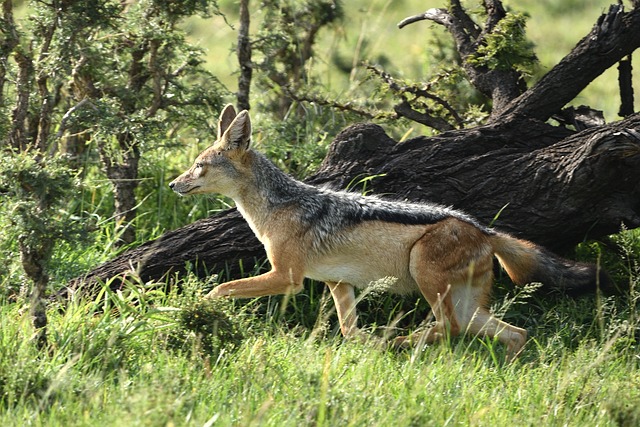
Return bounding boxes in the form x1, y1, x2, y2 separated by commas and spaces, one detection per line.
172, 185, 200, 196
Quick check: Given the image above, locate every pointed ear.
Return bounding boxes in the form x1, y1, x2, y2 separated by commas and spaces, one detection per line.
217, 104, 237, 140
220, 110, 252, 151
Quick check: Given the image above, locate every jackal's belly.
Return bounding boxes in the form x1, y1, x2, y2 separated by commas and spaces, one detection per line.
304, 259, 417, 294
302, 222, 426, 294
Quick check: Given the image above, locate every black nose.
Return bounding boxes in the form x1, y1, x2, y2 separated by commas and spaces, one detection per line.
169, 182, 175, 189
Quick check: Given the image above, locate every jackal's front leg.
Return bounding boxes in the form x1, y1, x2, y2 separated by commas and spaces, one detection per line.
206, 269, 304, 299
327, 282, 361, 339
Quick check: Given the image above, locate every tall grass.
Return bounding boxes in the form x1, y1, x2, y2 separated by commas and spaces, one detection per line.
1, 263, 639, 426
1, 230, 639, 426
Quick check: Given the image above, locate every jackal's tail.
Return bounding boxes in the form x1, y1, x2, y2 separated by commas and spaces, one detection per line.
490, 232, 608, 293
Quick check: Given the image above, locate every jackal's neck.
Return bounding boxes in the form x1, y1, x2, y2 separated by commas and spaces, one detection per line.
232, 150, 307, 238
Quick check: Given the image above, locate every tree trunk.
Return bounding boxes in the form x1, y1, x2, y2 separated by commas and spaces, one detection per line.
67, 1, 640, 295
20, 236, 53, 349
236, 0, 252, 112
98, 137, 141, 247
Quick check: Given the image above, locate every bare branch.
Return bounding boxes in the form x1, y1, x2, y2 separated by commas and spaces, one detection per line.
618, 55, 634, 117
451, 0, 480, 39
481, 0, 506, 36
399, 1, 525, 116
56, 98, 97, 139
393, 100, 455, 132
399, 8, 474, 57
281, 86, 377, 119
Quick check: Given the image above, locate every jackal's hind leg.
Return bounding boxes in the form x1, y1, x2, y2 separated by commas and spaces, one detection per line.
468, 310, 527, 358
393, 284, 459, 348
394, 227, 465, 348
451, 280, 528, 359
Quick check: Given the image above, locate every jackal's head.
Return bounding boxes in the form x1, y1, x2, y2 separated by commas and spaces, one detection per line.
169, 104, 252, 197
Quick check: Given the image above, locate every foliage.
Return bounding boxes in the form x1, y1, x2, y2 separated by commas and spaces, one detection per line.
468, 12, 538, 75
0, 0, 230, 346
0, 151, 86, 253
0, 150, 87, 345
1, 0, 228, 248
0, 261, 639, 425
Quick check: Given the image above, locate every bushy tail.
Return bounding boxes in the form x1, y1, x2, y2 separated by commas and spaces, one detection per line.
490, 232, 607, 294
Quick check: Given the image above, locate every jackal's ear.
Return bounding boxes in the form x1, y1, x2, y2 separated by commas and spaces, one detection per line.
220, 110, 251, 151
217, 104, 237, 140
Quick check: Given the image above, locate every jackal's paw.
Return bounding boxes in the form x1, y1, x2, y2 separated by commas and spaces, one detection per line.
504, 331, 527, 362
204, 286, 227, 299
392, 330, 444, 349
344, 329, 382, 346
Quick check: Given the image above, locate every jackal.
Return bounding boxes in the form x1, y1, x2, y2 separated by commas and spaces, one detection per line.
170, 105, 603, 356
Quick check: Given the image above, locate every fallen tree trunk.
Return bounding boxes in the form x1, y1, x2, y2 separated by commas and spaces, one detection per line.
68, 1, 640, 294
68, 114, 640, 294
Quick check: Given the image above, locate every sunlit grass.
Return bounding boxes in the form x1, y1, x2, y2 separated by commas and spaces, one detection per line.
1, 270, 639, 426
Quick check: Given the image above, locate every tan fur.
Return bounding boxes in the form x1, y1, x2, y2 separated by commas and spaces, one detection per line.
169, 105, 566, 358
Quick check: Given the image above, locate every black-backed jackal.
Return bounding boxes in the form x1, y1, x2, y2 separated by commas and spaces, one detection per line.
170, 105, 604, 357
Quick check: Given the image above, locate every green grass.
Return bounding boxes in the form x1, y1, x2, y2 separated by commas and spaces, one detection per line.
1, 274, 639, 426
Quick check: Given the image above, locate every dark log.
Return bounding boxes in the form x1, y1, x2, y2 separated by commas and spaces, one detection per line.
68, 114, 640, 294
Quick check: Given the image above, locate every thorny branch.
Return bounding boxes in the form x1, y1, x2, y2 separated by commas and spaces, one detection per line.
368, 65, 463, 131
280, 85, 377, 119
279, 64, 463, 132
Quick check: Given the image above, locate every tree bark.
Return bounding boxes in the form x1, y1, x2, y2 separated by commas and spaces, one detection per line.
236, 0, 252, 111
